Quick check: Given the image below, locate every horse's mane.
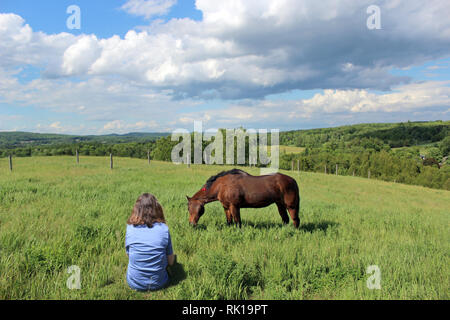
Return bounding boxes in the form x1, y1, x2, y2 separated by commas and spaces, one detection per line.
204, 169, 249, 190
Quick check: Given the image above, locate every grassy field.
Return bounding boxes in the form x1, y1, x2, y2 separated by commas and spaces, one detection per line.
279, 145, 305, 154
0, 156, 448, 299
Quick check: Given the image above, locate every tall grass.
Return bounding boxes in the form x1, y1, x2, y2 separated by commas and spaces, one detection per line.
0, 156, 448, 299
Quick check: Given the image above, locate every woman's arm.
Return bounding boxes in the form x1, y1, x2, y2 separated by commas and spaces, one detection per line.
166, 229, 175, 266
167, 254, 176, 266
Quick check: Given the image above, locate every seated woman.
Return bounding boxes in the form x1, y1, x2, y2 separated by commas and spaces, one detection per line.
125, 193, 176, 291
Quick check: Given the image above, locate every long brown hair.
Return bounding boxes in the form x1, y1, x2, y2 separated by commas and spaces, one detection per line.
127, 193, 166, 228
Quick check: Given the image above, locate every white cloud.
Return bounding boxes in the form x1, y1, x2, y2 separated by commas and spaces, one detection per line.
300, 81, 450, 114
2, 1, 450, 99
61, 35, 101, 75
0, 13, 75, 70
1, 2, 450, 133
121, 0, 177, 19
174, 81, 450, 129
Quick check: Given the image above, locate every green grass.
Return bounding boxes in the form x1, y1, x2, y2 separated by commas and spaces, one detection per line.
0, 156, 449, 299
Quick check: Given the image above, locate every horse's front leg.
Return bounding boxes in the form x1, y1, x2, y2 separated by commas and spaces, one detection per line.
229, 205, 242, 228
223, 207, 232, 226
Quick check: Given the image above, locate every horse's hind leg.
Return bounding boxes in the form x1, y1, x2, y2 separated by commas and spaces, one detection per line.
284, 194, 300, 228
287, 206, 300, 228
276, 202, 289, 225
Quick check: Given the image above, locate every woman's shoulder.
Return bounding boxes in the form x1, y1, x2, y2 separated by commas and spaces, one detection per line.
154, 222, 169, 230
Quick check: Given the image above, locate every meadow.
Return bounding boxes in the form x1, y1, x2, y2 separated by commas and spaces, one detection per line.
279, 145, 305, 154
0, 156, 448, 299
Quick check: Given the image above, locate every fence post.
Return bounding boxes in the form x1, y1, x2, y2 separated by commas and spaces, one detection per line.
110, 153, 113, 170
368, 169, 371, 179
325, 165, 327, 174
353, 170, 355, 177
76, 149, 79, 164
297, 159, 300, 172
187, 152, 190, 168
9, 155, 12, 171
336, 164, 338, 176
147, 150, 150, 165
291, 160, 294, 171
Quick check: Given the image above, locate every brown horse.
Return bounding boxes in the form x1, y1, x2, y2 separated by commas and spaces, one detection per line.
186, 169, 300, 228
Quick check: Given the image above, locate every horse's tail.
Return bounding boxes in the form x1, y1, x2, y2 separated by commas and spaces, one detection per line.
283, 174, 300, 228
280, 173, 300, 209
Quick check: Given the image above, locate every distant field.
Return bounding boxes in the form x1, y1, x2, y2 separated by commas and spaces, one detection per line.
0, 157, 448, 299
279, 145, 305, 154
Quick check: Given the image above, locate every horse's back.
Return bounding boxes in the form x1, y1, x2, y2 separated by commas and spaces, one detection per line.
236, 172, 298, 191
220, 172, 299, 208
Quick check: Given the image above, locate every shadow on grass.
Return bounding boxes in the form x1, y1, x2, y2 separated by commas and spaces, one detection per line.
191, 224, 208, 231
299, 221, 338, 233
242, 220, 284, 229
239, 220, 338, 233
167, 263, 187, 288
191, 219, 338, 233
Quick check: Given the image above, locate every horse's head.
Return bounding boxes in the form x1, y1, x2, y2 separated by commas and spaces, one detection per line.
186, 196, 205, 227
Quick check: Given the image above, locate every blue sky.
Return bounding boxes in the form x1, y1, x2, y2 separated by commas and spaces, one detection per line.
0, 0, 449, 134
0, 0, 202, 37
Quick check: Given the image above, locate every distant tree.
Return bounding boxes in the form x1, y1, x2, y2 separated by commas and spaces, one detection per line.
440, 136, 450, 157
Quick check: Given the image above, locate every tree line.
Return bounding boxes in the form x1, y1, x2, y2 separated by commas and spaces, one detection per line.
0, 131, 168, 149
144, 131, 450, 190
279, 138, 450, 190
0, 141, 156, 159
280, 121, 449, 148
1, 122, 449, 190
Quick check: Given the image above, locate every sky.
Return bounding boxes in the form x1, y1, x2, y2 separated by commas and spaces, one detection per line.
0, 0, 449, 135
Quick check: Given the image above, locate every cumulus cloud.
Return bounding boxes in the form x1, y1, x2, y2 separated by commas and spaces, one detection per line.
0, 14, 75, 71
2, 1, 450, 99
1, 1, 450, 133
299, 81, 450, 114
3, 79, 447, 133
61, 35, 101, 75
174, 81, 450, 129
0, 65, 199, 132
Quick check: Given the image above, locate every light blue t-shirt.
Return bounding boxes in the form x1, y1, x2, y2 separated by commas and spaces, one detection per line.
125, 223, 173, 291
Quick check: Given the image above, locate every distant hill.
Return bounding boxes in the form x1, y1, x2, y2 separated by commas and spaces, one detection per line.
279, 120, 449, 148
0, 131, 170, 149
2, 121, 448, 149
